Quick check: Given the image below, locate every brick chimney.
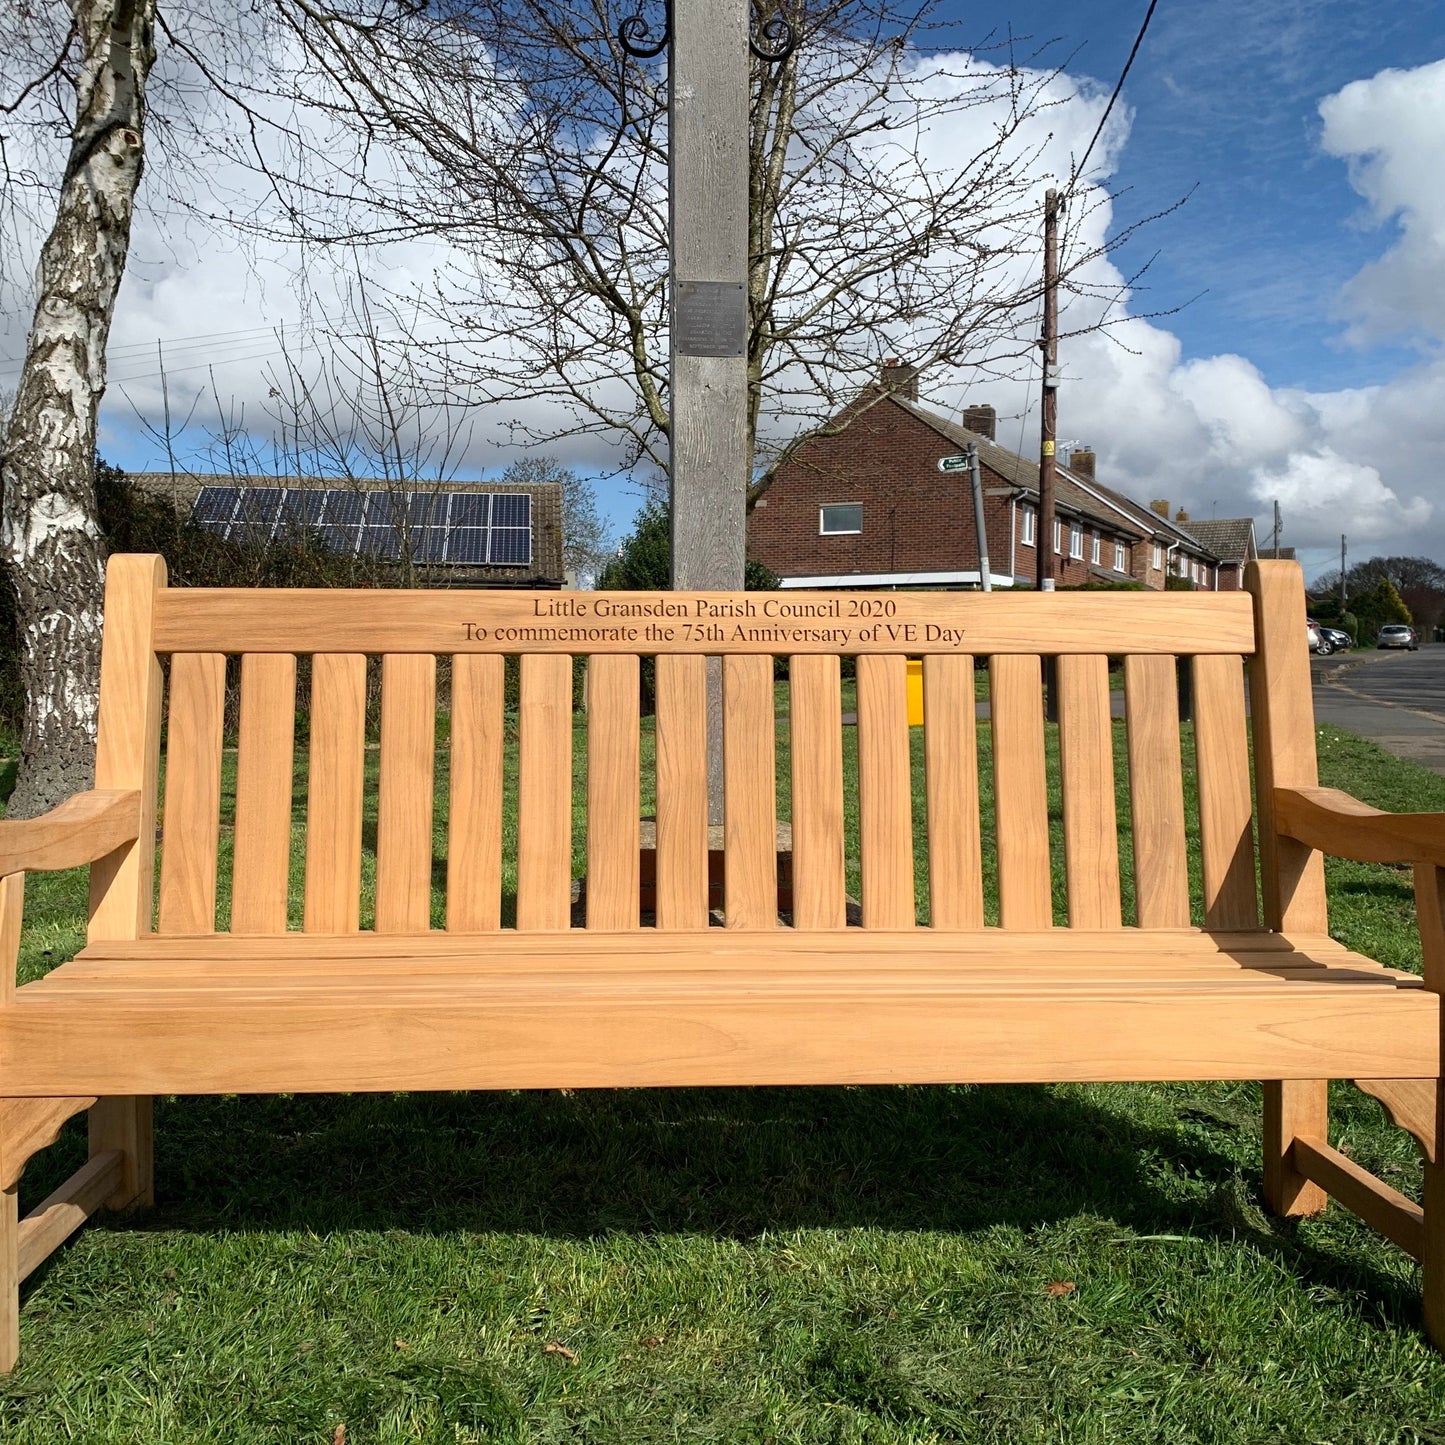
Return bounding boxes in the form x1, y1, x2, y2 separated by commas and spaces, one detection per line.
962, 403, 996, 440
1069, 447, 1096, 480
880, 357, 918, 400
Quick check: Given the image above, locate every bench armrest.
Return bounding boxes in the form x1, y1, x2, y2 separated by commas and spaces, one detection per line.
0, 790, 142, 877
1275, 786, 1445, 867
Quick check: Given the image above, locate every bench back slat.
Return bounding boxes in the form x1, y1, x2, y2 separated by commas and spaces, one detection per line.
158, 652, 226, 933
376, 654, 437, 933
723, 654, 778, 929
923, 655, 984, 930
1193, 654, 1259, 930
1124, 654, 1191, 928
789, 654, 847, 930
303, 654, 367, 934
1057, 654, 1123, 930
857, 654, 915, 928
654, 654, 710, 931
445, 655, 505, 931
232, 653, 297, 934
990, 654, 1053, 928
516, 654, 574, 930
586, 654, 641, 929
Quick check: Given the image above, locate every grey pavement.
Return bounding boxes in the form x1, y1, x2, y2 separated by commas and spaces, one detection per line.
1311, 646, 1445, 774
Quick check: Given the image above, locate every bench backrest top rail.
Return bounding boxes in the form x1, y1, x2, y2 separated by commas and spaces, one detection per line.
152, 587, 1256, 655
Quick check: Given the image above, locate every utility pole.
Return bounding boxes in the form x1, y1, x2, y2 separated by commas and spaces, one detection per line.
1269, 499, 1282, 559
1036, 187, 1061, 594
1341, 534, 1348, 610
665, 0, 750, 821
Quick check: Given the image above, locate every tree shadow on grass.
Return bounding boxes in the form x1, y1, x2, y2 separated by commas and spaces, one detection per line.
21, 1082, 1426, 1332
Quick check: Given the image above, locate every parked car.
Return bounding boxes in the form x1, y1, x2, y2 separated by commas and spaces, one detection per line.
1307, 618, 1325, 654
1319, 627, 1354, 652
1377, 624, 1419, 651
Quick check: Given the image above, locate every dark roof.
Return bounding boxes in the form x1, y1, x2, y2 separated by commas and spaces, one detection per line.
1178, 518, 1255, 565
891, 398, 1150, 540
1259, 545, 1296, 561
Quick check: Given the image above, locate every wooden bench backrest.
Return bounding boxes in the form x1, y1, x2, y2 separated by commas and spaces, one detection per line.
88, 555, 1326, 939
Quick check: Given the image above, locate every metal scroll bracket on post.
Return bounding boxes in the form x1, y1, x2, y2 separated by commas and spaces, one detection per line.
618, 0, 800, 62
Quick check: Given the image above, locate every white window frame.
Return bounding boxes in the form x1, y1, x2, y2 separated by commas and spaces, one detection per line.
1090, 532, 1101, 565
1152, 542, 1163, 570
1069, 522, 1083, 559
819, 503, 863, 536
1020, 505, 1036, 547
1114, 540, 1127, 572
1053, 519, 1062, 554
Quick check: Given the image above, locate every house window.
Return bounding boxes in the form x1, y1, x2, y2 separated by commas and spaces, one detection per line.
1053, 519, 1062, 554
1114, 540, 1127, 572
819, 503, 862, 535
1090, 532, 1101, 565
1152, 542, 1163, 570
1069, 523, 1083, 559
1020, 505, 1036, 546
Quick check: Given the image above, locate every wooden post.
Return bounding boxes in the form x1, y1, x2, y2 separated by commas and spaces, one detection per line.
1246, 559, 1329, 1216
1417, 863, 1445, 1348
85, 554, 166, 1210
669, 0, 750, 820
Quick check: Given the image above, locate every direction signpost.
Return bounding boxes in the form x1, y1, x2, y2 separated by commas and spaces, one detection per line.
939, 446, 993, 592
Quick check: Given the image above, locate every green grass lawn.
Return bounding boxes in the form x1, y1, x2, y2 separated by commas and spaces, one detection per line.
6, 712, 1445, 1442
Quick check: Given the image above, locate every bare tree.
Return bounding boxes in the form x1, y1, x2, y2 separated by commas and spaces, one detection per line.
499, 455, 612, 586
0, 0, 158, 816
197, 1, 1150, 475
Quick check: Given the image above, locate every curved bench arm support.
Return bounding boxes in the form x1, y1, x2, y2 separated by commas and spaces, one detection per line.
1276, 786, 1445, 869
0, 790, 141, 879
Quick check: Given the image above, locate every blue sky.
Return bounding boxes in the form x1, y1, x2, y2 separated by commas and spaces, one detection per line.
971, 0, 1445, 391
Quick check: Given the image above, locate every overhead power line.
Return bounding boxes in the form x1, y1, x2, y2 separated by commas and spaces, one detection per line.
1068, 0, 1161, 193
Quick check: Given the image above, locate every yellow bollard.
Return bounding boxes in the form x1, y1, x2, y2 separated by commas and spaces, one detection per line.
906, 658, 925, 726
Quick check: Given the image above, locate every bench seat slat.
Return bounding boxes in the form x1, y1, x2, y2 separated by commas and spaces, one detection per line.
4, 977, 1431, 1094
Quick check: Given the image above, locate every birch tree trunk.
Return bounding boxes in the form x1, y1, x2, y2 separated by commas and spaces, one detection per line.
0, 0, 157, 818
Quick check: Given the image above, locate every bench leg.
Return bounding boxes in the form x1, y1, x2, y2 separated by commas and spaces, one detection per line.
1263, 1080, 1329, 1216
88, 1097, 153, 1210
1, 1180, 16, 1373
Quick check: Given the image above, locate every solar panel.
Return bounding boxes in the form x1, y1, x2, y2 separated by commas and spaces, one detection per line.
488, 527, 532, 565
230, 487, 285, 544
358, 525, 400, 561
490, 493, 531, 528
447, 527, 489, 565
447, 492, 490, 527
411, 527, 450, 563
406, 491, 448, 526
320, 525, 360, 556
280, 489, 328, 527
323, 490, 364, 525
192, 486, 239, 525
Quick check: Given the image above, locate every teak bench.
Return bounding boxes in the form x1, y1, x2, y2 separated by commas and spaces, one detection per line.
2, 554, 1444, 1369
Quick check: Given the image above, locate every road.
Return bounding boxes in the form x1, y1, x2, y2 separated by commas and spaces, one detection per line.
1312, 645, 1445, 774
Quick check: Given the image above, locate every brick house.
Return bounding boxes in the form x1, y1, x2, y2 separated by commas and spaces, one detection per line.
747, 365, 1225, 590
1181, 517, 1258, 590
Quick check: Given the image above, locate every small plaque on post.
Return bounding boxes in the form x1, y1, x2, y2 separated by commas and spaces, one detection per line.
674, 280, 746, 358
